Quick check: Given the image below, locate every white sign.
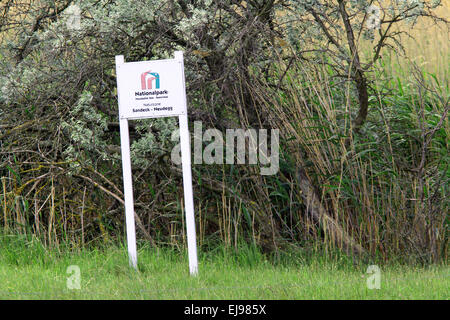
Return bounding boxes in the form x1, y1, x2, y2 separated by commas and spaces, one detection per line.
115, 52, 198, 275
116, 57, 186, 119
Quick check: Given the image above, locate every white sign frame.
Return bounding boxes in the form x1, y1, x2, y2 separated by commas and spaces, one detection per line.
115, 52, 198, 275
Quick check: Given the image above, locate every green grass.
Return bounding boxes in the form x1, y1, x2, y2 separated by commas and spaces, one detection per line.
0, 235, 448, 299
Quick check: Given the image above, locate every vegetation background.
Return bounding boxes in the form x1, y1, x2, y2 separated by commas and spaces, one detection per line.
0, 0, 448, 276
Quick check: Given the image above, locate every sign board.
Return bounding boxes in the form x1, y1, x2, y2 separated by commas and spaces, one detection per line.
116, 58, 186, 119
115, 52, 198, 275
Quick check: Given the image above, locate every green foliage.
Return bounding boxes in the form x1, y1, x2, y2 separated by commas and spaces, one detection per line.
0, 0, 447, 264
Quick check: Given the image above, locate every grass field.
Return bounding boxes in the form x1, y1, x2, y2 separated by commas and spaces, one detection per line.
0, 235, 448, 299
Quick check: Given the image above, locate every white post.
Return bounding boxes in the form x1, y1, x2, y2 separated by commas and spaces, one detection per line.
175, 51, 199, 275
116, 55, 138, 269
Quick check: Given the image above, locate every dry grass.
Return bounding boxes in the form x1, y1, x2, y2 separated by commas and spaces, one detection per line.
363, 0, 449, 82
253, 51, 448, 263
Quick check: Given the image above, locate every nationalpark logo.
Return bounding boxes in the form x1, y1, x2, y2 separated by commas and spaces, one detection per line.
141, 70, 160, 90
135, 70, 168, 98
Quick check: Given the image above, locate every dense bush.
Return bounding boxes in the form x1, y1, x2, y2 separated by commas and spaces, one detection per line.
0, 0, 447, 263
